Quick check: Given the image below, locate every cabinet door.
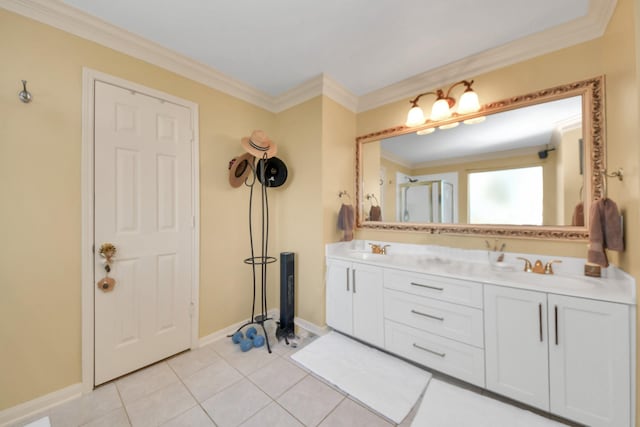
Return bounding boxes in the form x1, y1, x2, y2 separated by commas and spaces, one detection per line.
484, 285, 549, 411
352, 264, 384, 347
325, 260, 353, 334
548, 295, 630, 427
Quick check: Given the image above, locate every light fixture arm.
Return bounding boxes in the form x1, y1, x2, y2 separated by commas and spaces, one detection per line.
408, 91, 437, 108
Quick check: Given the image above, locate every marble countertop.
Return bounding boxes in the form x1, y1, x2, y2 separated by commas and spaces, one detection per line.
326, 240, 636, 305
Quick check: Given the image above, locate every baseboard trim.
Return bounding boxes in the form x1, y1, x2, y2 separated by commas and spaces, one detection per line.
0, 383, 82, 427
294, 316, 330, 337
199, 309, 280, 347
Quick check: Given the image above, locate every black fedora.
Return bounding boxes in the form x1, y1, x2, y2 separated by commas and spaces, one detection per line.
256, 156, 288, 187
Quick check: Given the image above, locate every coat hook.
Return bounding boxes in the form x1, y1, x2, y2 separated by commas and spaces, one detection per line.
19, 80, 32, 103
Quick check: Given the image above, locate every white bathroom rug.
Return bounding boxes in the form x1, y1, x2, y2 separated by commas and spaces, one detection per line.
410, 379, 569, 426
290, 331, 431, 423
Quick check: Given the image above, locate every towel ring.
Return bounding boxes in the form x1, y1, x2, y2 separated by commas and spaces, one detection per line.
338, 190, 351, 201
601, 168, 623, 199
366, 193, 379, 206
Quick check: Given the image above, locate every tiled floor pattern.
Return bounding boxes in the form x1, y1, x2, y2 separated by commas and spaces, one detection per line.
13, 334, 575, 427
13, 335, 408, 427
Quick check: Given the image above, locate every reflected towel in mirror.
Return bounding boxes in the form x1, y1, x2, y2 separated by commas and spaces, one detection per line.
369, 205, 382, 221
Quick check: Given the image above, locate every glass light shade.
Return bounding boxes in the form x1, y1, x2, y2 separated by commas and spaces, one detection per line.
438, 122, 459, 130
416, 127, 436, 135
405, 106, 426, 127
430, 98, 452, 121
457, 90, 481, 114
464, 116, 487, 125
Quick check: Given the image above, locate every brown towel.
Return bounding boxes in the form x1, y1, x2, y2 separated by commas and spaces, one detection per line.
337, 203, 354, 241
369, 205, 382, 221
571, 202, 584, 226
587, 198, 623, 267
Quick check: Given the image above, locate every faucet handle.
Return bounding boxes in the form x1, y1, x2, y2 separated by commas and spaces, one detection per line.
544, 260, 562, 274
516, 257, 533, 272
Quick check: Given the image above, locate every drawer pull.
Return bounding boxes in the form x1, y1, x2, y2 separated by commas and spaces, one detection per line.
411, 309, 444, 322
410, 282, 444, 291
413, 343, 446, 358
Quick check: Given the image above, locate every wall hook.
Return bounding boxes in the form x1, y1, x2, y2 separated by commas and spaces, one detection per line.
19, 80, 32, 103
603, 168, 623, 181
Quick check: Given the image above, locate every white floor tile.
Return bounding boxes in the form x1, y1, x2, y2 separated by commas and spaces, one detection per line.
277, 375, 345, 427
239, 402, 303, 427
81, 407, 130, 427
168, 345, 222, 380
47, 383, 122, 426
182, 358, 243, 402
219, 342, 281, 376
201, 378, 271, 427
116, 362, 179, 405
160, 406, 215, 427
248, 356, 307, 398
318, 398, 393, 427
125, 382, 196, 427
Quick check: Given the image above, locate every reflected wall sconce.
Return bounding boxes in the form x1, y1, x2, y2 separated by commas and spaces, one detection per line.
405, 79, 483, 131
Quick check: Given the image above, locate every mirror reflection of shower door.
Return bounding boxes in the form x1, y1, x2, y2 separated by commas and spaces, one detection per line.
399, 180, 454, 223
402, 183, 432, 222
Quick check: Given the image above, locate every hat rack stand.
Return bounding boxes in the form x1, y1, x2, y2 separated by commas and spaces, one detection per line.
229, 153, 276, 353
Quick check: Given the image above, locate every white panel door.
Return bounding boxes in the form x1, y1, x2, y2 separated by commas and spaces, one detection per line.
326, 260, 353, 335
352, 264, 384, 347
94, 81, 193, 385
484, 285, 549, 411
548, 295, 630, 427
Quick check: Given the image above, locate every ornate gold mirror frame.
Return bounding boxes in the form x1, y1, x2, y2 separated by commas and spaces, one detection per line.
355, 76, 605, 240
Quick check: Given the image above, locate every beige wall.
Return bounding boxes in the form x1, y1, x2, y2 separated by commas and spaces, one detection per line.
356, 0, 638, 274
0, 9, 276, 410
273, 97, 324, 325
2, 0, 640, 421
357, 0, 640, 422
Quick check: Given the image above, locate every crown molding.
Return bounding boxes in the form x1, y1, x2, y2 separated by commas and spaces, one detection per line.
272, 74, 358, 113
358, 0, 617, 112
1, 0, 276, 111
2, 0, 616, 115
321, 75, 359, 113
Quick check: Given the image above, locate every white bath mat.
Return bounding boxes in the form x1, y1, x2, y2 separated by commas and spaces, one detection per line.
290, 331, 431, 423
411, 379, 568, 426
24, 416, 51, 427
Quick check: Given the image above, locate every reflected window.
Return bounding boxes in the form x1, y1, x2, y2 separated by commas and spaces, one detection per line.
468, 166, 543, 225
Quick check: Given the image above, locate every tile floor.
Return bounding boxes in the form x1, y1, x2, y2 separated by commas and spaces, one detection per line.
13, 333, 412, 427
12, 332, 576, 427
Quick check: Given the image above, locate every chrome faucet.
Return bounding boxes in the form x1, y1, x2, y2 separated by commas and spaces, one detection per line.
369, 243, 390, 255
517, 257, 562, 274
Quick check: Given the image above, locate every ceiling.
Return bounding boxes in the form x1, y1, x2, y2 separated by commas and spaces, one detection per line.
58, 0, 592, 98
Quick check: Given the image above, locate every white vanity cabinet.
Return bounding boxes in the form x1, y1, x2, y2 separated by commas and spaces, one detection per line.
382, 269, 486, 387
325, 259, 384, 348
484, 284, 631, 427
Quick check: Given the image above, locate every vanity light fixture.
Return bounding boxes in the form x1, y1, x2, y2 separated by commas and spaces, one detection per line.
405, 79, 484, 130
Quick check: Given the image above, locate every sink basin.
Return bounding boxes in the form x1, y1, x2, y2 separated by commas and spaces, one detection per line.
347, 252, 388, 261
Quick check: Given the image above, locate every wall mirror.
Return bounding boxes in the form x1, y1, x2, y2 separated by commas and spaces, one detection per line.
356, 76, 605, 240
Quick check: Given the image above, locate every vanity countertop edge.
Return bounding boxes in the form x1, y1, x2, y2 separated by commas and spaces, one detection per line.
326, 240, 636, 306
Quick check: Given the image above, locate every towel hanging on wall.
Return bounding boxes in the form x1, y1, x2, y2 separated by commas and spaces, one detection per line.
337, 203, 354, 241
587, 198, 623, 267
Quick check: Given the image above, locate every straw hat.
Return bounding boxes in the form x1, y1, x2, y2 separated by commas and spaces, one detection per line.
228, 152, 255, 188
256, 156, 288, 188
241, 130, 277, 159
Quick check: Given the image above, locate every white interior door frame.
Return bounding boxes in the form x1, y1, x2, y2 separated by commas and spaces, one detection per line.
81, 68, 200, 393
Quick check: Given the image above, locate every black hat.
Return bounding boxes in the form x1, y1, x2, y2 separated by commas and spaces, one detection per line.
256, 156, 288, 187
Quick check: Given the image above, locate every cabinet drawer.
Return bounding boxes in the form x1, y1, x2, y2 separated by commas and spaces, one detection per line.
385, 320, 485, 387
384, 269, 483, 308
384, 289, 484, 347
